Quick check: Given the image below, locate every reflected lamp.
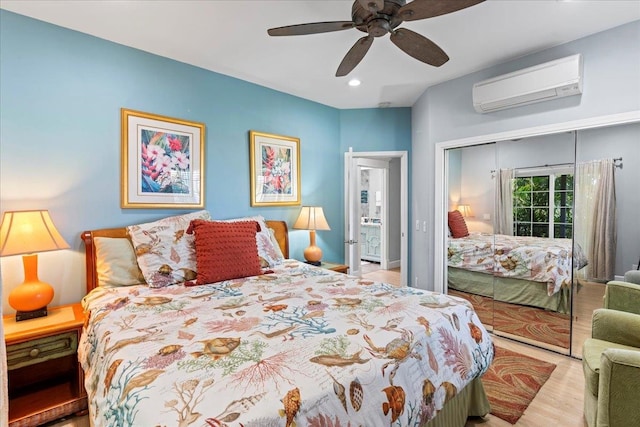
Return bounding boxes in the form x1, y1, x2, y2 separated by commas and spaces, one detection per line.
293, 206, 331, 266
0, 210, 70, 321
457, 204, 473, 218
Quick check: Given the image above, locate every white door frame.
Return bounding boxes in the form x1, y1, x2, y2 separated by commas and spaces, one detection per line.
345, 150, 408, 286
433, 111, 640, 293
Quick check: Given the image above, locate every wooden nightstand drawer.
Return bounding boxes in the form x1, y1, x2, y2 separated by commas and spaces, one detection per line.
7, 331, 78, 370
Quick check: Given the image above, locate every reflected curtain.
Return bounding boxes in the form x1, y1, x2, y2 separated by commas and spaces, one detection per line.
575, 159, 617, 281
495, 168, 514, 235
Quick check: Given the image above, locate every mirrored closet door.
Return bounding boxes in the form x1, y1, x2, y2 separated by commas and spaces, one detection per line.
491, 133, 575, 353
446, 143, 496, 331
571, 121, 640, 358
444, 120, 640, 357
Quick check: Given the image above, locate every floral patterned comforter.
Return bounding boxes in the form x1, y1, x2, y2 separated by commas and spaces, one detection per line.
448, 233, 588, 296
79, 260, 493, 427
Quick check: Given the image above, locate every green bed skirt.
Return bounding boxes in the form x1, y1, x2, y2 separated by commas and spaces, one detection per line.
423, 376, 490, 427
447, 267, 570, 314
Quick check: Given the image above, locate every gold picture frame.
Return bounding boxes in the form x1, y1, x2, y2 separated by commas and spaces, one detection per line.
121, 108, 205, 209
249, 130, 301, 207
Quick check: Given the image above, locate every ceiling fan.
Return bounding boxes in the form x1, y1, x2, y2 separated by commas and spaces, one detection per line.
268, 0, 485, 77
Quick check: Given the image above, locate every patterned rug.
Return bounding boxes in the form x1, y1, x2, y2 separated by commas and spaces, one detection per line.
482, 346, 556, 424
448, 290, 570, 348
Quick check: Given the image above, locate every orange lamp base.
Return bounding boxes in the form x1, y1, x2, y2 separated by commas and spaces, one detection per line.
303, 230, 323, 265
303, 245, 323, 264
8, 254, 54, 320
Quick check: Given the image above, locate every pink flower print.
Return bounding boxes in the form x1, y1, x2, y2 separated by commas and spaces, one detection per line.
157, 155, 174, 173
146, 144, 164, 160
172, 152, 190, 170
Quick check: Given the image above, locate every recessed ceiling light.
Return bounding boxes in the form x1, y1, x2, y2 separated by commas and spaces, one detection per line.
348, 79, 361, 87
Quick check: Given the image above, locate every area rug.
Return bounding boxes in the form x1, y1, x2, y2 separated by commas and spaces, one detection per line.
482, 346, 556, 424
492, 301, 570, 348
447, 290, 570, 348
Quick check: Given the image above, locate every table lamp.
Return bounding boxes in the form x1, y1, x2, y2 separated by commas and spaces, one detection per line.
0, 210, 70, 321
457, 204, 473, 218
293, 206, 331, 266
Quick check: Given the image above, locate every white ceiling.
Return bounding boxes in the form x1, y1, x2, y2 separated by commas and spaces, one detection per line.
2, 0, 639, 109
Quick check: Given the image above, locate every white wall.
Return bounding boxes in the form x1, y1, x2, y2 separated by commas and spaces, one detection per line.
412, 21, 640, 290
460, 144, 495, 234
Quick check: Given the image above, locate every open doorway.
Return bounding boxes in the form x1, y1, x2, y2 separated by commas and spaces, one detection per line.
360, 161, 387, 275
344, 150, 408, 287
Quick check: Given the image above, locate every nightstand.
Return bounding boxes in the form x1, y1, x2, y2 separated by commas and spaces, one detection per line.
318, 261, 349, 274
4, 303, 88, 427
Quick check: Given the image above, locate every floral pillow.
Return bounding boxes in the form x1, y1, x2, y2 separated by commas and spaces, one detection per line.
222, 215, 284, 267
267, 227, 285, 261
127, 210, 211, 288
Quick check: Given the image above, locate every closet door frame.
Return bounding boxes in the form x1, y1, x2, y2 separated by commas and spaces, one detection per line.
433, 111, 640, 294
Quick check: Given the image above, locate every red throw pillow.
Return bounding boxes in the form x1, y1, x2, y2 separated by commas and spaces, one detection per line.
188, 220, 262, 285
448, 210, 469, 238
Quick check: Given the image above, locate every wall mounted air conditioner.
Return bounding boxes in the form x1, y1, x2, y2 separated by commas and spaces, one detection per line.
472, 54, 583, 113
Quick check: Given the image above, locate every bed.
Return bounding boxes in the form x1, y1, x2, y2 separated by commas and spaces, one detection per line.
447, 232, 587, 314
79, 212, 494, 427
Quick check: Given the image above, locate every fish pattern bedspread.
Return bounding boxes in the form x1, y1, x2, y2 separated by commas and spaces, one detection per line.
447, 233, 588, 296
79, 260, 493, 427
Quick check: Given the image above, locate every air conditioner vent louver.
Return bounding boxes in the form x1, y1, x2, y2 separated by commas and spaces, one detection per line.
473, 54, 583, 113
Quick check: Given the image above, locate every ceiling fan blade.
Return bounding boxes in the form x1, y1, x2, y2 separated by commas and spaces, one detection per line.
390, 28, 449, 67
398, 0, 485, 21
336, 35, 374, 77
357, 0, 384, 12
268, 21, 354, 36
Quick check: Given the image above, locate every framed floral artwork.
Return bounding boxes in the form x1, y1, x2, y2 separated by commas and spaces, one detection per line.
249, 130, 301, 207
121, 109, 205, 209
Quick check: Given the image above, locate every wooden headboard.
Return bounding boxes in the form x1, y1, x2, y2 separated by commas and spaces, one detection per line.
81, 220, 289, 294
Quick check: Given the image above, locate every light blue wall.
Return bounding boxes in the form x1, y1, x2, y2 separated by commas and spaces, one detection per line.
339, 108, 412, 278
0, 10, 411, 311
412, 20, 640, 290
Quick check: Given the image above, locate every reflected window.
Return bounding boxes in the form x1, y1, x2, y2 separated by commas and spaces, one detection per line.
513, 172, 573, 238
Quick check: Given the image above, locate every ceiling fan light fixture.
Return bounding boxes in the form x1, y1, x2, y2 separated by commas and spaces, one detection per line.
348, 79, 362, 87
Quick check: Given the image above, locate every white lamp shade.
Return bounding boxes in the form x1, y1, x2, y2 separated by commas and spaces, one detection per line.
457, 205, 473, 218
0, 210, 70, 257
293, 206, 331, 231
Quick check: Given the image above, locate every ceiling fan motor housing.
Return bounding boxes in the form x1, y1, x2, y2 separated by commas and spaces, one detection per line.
353, 0, 405, 35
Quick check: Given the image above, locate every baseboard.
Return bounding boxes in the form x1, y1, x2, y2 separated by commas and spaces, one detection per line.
614, 275, 624, 281
387, 260, 401, 269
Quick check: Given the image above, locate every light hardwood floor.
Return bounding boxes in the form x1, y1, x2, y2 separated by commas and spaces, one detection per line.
46, 267, 588, 427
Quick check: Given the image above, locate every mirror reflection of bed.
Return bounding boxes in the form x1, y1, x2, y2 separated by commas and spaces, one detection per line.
444, 122, 639, 356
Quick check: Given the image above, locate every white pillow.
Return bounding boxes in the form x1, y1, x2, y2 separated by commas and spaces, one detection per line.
95, 237, 145, 287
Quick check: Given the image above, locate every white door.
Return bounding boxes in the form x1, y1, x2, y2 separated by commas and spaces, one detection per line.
344, 153, 389, 277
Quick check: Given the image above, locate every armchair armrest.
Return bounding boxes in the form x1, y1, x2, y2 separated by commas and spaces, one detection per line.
604, 281, 640, 315
597, 348, 640, 427
592, 309, 640, 348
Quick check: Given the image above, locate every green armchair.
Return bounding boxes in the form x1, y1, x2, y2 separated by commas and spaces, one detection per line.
603, 280, 640, 315
582, 280, 640, 427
